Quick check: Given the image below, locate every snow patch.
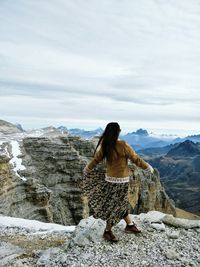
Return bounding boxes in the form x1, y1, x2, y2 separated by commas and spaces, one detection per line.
10, 140, 26, 181
0, 215, 75, 233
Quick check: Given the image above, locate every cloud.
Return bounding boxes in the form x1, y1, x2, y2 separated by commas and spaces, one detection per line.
0, 0, 200, 134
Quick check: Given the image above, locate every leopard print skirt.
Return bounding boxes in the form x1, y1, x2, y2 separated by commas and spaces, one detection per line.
79, 168, 129, 226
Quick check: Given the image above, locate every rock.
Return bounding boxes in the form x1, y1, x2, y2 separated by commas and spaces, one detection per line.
151, 222, 165, 231
167, 230, 180, 239
162, 214, 200, 229
165, 248, 180, 260
36, 247, 61, 266
128, 168, 176, 216
0, 136, 90, 225
0, 242, 25, 267
70, 216, 106, 246
138, 211, 166, 223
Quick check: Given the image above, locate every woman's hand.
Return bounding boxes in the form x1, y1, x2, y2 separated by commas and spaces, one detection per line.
83, 166, 91, 174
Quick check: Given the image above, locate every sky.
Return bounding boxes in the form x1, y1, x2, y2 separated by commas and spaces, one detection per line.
0, 0, 200, 135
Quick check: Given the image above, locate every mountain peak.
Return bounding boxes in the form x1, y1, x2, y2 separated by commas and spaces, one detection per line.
133, 128, 149, 136
166, 140, 200, 157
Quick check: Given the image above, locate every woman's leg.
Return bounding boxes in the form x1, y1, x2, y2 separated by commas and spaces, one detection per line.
123, 210, 133, 224
103, 221, 118, 241
123, 211, 141, 233
105, 221, 113, 231
123, 214, 132, 224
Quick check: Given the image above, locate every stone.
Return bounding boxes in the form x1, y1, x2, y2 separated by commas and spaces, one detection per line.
165, 248, 180, 260
128, 168, 176, 216
151, 222, 165, 231
70, 216, 106, 246
138, 211, 166, 223
0, 242, 25, 267
167, 231, 180, 239
36, 247, 61, 266
162, 215, 200, 229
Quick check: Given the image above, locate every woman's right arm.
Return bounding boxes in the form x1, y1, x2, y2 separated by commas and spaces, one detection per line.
124, 141, 154, 173
83, 147, 104, 174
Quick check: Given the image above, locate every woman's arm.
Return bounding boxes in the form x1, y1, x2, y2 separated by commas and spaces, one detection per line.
124, 141, 153, 173
83, 147, 104, 173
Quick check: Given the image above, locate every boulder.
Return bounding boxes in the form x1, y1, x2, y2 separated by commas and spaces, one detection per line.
162, 214, 200, 229
70, 216, 106, 246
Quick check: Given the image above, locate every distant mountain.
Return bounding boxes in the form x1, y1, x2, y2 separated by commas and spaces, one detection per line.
57, 126, 103, 138
166, 140, 200, 158
172, 134, 200, 144
121, 128, 177, 151
131, 128, 148, 136
0, 119, 23, 134
15, 123, 25, 132
138, 143, 179, 157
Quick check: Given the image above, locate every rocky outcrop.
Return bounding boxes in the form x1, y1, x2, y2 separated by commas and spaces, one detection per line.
0, 136, 92, 224
0, 135, 176, 226
128, 167, 176, 215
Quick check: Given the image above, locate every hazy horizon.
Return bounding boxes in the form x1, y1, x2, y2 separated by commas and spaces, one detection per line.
1, 117, 199, 137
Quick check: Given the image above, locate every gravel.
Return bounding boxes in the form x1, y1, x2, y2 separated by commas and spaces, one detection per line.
0, 213, 199, 267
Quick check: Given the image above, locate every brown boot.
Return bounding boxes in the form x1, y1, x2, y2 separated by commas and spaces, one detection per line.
103, 229, 118, 242
124, 223, 142, 234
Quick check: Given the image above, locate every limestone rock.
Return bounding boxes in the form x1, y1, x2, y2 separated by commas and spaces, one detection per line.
70, 216, 106, 247
151, 222, 165, 231
165, 248, 180, 260
0, 242, 25, 267
128, 167, 176, 216
162, 214, 200, 229
36, 247, 61, 266
166, 230, 180, 239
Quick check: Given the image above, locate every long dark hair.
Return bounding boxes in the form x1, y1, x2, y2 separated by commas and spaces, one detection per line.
93, 122, 120, 161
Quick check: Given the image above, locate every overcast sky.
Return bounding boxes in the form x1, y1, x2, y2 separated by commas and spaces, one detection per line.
0, 0, 199, 135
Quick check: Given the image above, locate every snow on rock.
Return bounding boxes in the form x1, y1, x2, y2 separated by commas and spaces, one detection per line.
10, 140, 26, 181
136, 210, 166, 223
0, 215, 75, 233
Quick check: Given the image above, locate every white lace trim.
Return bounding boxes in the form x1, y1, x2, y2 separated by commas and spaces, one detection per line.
105, 174, 130, 183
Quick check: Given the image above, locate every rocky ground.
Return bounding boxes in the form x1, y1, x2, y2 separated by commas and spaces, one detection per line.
0, 211, 199, 267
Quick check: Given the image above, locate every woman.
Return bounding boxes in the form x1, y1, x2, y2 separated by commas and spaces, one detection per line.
82, 122, 154, 242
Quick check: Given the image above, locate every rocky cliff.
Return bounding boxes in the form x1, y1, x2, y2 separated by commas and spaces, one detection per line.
147, 141, 200, 215
0, 135, 176, 226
